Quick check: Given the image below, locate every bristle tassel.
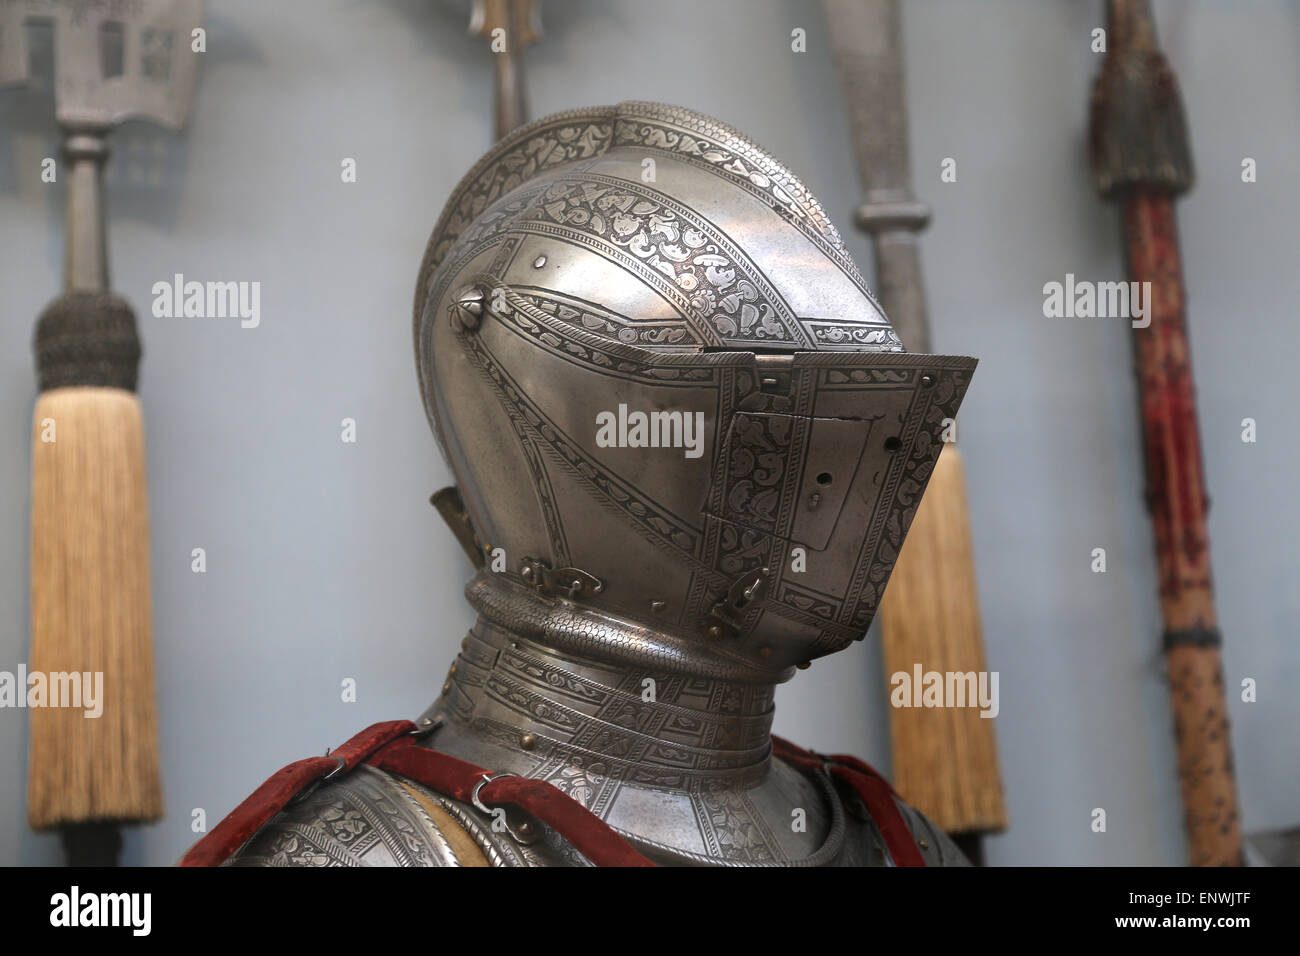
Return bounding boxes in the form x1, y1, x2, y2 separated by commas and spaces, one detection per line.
879, 445, 1007, 835
28, 387, 162, 829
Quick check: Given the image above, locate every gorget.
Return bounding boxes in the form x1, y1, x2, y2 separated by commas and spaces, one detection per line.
225, 572, 967, 867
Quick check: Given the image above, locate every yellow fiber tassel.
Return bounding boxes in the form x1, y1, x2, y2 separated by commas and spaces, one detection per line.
879, 444, 1006, 835
28, 386, 162, 829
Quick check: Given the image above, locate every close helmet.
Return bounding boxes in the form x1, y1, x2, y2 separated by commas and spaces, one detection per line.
415, 102, 975, 678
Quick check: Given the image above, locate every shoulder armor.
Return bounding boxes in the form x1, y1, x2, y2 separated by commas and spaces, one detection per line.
223, 765, 489, 867
221, 764, 593, 867
890, 799, 971, 867
833, 778, 971, 867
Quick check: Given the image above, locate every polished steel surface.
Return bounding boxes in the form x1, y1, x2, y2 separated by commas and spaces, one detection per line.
227, 102, 975, 866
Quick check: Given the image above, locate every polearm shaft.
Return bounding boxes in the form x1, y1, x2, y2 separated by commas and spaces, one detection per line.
824, 0, 931, 352
823, 0, 1006, 851
1089, 0, 1242, 866
469, 0, 543, 141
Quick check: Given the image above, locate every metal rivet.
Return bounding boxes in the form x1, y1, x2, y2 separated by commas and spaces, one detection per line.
921, 374, 935, 388
516, 821, 536, 838
449, 663, 457, 676
918, 839, 930, 849
420, 717, 433, 726
532, 255, 547, 269
451, 284, 486, 331
519, 732, 536, 751
442, 679, 452, 694
708, 625, 723, 638
650, 600, 665, 613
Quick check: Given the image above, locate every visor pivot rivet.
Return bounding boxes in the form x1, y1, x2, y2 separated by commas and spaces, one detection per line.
451, 284, 486, 331
519, 733, 537, 750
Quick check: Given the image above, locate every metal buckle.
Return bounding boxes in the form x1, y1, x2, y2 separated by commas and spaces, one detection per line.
470, 771, 520, 815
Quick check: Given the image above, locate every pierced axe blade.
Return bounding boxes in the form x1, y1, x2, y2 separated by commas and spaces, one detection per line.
0, 0, 203, 131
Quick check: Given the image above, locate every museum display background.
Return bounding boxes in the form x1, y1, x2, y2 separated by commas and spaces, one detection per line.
2, 0, 1296, 866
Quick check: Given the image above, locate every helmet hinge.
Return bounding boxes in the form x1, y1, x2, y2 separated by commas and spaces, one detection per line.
519, 557, 604, 601
707, 566, 771, 638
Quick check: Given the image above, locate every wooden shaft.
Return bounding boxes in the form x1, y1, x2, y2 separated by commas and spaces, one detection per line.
825, 0, 933, 352
824, 0, 1004, 840
492, 0, 529, 145
1122, 189, 1242, 866
63, 130, 110, 293
869, 231, 931, 353
492, 48, 527, 141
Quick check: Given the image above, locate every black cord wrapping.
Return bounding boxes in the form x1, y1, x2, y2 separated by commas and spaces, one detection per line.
34, 291, 141, 393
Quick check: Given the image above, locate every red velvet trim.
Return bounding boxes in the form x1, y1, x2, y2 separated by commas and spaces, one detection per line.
828, 766, 925, 867
827, 752, 899, 793
771, 735, 823, 773
181, 722, 924, 869
368, 738, 654, 867
178, 720, 416, 867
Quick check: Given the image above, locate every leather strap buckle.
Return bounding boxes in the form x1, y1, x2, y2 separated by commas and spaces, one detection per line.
469, 771, 520, 815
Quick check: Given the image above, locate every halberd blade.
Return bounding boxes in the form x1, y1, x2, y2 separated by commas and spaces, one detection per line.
0, 0, 204, 130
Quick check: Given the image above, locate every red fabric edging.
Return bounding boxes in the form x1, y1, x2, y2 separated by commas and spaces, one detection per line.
182, 723, 924, 868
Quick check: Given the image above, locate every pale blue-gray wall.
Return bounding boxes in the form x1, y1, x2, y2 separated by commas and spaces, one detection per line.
2, 0, 1295, 867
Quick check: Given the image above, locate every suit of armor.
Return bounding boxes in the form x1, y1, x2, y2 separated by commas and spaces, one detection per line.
196, 102, 977, 867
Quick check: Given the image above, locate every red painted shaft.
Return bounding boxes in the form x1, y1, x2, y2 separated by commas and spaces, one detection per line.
1122, 188, 1242, 866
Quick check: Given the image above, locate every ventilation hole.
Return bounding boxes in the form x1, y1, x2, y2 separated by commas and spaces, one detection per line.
816, 472, 833, 486
99, 22, 125, 79
884, 436, 902, 453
